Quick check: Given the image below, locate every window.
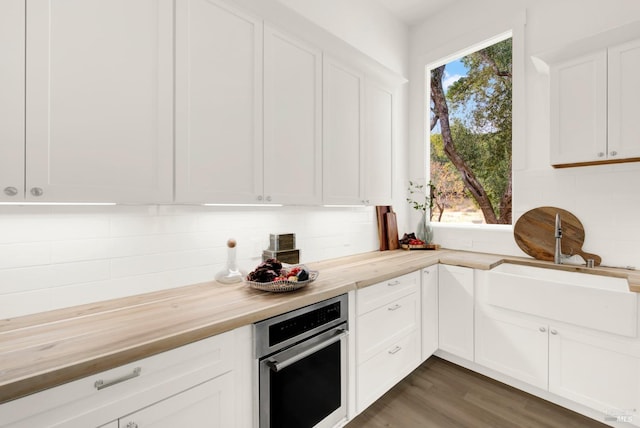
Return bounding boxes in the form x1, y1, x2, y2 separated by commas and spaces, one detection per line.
428, 35, 512, 225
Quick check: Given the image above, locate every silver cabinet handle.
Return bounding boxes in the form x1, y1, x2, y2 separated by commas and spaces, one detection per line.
126, 423, 138, 428
610, 150, 618, 156
3, 187, 18, 196
550, 329, 558, 335
388, 304, 401, 311
388, 346, 402, 355
597, 152, 605, 157
30, 187, 44, 197
94, 367, 141, 390
387, 280, 400, 286
257, 195, 263, 201
539, 327, 546, 333
266, 195, 272, 202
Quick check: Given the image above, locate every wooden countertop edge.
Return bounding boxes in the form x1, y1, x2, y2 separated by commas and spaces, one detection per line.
1, 249, 638, 404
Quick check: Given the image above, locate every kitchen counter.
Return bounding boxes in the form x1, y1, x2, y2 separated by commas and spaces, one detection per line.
1, 249, 638, 405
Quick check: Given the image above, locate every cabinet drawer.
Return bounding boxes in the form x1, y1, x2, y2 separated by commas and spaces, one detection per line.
357, 329, 420, 412
1, 329, 237, 428
357, 291, 420, 363
357, 271, 420, 316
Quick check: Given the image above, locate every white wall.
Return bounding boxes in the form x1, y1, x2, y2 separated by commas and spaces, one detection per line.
409, 0, 640, 268
0, 0, 410, 319
275, 0, 409, 76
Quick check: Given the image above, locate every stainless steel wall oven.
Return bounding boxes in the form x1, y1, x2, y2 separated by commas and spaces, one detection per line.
255, 294, 348, 428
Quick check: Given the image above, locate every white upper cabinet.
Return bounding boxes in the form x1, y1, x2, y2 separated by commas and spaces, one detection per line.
550, 37, 640, 167
175, 0, 263, 204
323, 57, 365, 205
322, 56, 395, 206
550, 51, 607, 166
264, 25, 322, 205
608, 38, 640, 161
0, 0, 25, 202
25, 0, 174, 203
363, 80, 394, 205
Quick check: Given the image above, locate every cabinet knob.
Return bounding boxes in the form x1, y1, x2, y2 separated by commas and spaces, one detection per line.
125, 422, 138, 428
550, 329, 558, 335
610, 150, 618, 157
3, 187, 18, 197
30, 187, 44, 197
597, 152, 605, 158
539, 327, 546, 333
257, 195, 263, 201
266, 195, 272, 202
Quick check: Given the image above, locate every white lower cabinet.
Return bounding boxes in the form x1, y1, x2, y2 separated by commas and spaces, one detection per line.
475, 305, 549, 390
438, 264, 474, 361
355, 271, 421, 412
0, 326, 252, 428
476, 270, 640, 426
421, 265, 438, 360
549, 326, 640, 426
118, 372, 234, 427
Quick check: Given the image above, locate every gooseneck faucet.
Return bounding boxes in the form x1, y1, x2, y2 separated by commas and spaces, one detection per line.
554, 213, 567, 264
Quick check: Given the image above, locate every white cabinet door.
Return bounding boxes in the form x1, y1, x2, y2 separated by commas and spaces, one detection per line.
264, 25, 322, 205
475, 307, 549, 390
175, 0, 263, 204
438, 265, 474, 361
119, 372, 235, 428
421, 265, 438, 360
549, 326, 640, 425
363, 80, 394, 205
608, 38, 640, 161
25, 0, 173, 203
550, 51, 607, 166
323, 57, 364, 205
0, 0, 25, 202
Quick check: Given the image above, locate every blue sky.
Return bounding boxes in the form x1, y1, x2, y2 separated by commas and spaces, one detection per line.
442, 58, 468, 92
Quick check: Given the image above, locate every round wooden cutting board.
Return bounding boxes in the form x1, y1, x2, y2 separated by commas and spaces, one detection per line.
514, 206, 601, 265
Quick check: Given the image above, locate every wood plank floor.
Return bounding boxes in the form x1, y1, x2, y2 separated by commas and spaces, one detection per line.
346, 357, 608, 428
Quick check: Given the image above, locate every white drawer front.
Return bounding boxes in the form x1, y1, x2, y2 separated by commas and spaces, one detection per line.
357, 291, 419, 363
357, 271, 420, 316
1, 329, 237, 428
357, 330, 420, 412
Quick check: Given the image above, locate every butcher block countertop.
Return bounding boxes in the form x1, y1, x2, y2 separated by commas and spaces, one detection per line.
1, 249, 639, 405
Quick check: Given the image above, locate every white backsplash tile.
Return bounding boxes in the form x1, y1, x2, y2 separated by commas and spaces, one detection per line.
0, 260, 110, 295
0, 242, 51, 269
0, 205, 381, 318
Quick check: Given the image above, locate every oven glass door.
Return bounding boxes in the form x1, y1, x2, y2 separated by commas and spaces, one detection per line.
260, 327, 347, 428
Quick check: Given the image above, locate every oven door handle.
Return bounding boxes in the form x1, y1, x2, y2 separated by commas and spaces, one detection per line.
267, 328, 347, 372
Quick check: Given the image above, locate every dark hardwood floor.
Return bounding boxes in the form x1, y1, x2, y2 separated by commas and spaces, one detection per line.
346, 357, 608, 428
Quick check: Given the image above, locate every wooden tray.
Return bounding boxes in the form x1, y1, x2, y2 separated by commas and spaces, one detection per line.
401, 244, 440, 251
514, 206, 601, 265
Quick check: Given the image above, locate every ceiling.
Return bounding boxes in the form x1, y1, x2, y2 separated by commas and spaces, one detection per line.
374, 0, 460, 25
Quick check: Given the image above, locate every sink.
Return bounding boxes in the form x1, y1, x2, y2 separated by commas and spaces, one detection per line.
491, 262, 629, 292
484, 262, 637, 337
